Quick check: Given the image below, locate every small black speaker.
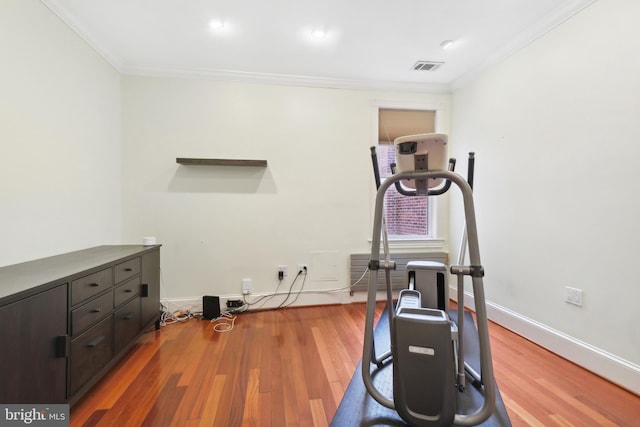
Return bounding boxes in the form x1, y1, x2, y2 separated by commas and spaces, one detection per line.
203, 295, 221, 320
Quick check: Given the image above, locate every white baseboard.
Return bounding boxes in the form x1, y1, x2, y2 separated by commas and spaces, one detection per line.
161, 289, 362, 315
453, 287, 640, 395
161, 289, 399, 315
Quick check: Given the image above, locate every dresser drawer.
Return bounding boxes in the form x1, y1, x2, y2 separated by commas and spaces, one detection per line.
114, 258, 140, 284
71, 290, 113, 336
70, 316, 113, 395
114, 276, 141, 307
71, 268, 113, 306
114, 297, 141, 354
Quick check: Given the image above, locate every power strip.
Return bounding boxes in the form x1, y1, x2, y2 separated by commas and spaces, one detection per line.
226, 299, 244, 308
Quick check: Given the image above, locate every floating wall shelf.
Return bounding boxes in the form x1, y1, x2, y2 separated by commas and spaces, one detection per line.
176, 158, 267, 167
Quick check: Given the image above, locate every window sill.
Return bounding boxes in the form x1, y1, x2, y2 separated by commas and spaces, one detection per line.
369, 237, 445, 251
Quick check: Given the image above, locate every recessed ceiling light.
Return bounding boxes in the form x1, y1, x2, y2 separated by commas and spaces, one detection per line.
311, 28, 327, 39
440, 40, 455, 50
209, 19, 225, 31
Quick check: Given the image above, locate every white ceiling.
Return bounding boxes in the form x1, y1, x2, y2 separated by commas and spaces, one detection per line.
42, 0, 596, 91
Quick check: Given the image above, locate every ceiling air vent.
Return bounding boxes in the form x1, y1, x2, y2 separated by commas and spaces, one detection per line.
413, 61, 444, 72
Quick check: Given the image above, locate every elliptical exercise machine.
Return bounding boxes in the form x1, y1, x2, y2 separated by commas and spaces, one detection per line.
363, 133, 496, 426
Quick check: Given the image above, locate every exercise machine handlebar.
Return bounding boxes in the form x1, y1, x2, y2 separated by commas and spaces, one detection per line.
370, 146, 383, 190
390, 158, 457, 196
369, 145, 460, 197
467, 152, 475, 190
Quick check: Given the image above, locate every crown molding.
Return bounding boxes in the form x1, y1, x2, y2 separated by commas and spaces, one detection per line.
41, 0, 124, 71
41, 0, 450, 94
450, 0, 599, 90
120, 65, 452, 94
42, 0, 596, 95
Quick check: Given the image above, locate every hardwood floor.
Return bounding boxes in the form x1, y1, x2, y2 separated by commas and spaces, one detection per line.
71, 303, 639, 426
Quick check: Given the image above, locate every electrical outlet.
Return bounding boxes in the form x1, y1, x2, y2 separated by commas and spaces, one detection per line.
242, 278, 252, 295
297, 264, 308, 274
277, 265, 288, 279
565, 286, 583, 306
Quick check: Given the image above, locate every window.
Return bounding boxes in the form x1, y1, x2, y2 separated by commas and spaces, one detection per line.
377, 108, 436, 240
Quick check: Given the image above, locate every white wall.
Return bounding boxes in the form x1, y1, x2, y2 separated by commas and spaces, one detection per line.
451, 0, 640, 389
121, 76, 450, 304
0, 0, 122, 267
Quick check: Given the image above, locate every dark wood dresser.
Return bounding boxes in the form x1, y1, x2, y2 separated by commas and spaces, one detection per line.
0, 245, 161, 405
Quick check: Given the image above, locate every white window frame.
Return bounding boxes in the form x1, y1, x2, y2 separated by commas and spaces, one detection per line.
371, 101, 448, 251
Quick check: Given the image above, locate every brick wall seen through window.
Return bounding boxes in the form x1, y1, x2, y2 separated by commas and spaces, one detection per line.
377, 144, 429, 236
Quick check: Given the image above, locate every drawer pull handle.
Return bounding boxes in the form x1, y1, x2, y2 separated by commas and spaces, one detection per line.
124, 289, 133, 293
91, 308, 101, 313
89, 282, 100, 287
141, 283, 149, 297
86, 336, 105, 348
56, 336, 69, 358
123, 313, 135, 320
124, 268, 133, 272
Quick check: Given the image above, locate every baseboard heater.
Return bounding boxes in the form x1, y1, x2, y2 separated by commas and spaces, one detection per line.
349, 252, 447, 291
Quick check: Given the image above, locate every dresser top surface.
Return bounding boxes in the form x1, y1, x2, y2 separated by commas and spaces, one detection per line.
0, 245, 160, 303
